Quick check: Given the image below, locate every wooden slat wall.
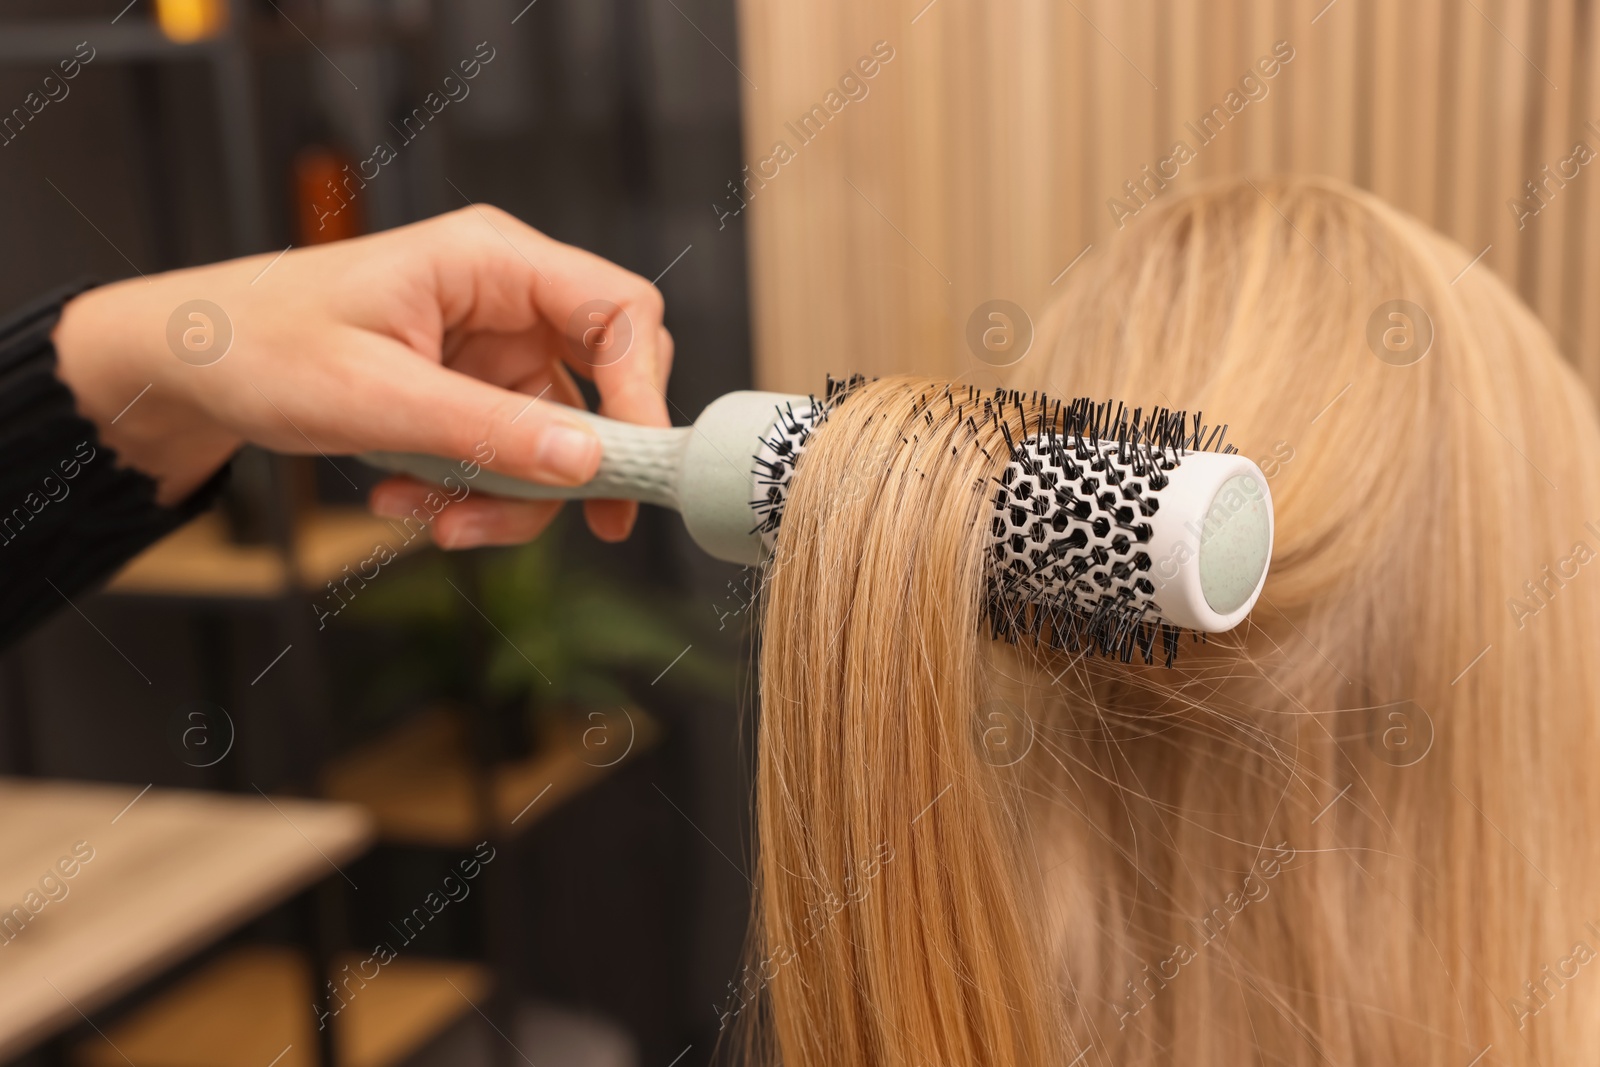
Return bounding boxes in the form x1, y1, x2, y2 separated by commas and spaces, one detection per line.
1577, 1, 1600, 384
735, 0, 1600, 395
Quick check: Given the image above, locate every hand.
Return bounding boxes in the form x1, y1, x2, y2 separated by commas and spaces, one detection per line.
52, 205, 673, 547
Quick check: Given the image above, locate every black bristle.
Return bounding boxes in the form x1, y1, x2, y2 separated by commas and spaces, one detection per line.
976, 391, 1234, 667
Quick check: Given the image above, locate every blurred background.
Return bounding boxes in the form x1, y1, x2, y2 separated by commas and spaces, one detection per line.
0, 0, 1594, 1065
0, 1, 752, 1065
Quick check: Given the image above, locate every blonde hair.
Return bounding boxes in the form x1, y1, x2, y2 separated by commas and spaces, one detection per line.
744, 176, 1600, 1065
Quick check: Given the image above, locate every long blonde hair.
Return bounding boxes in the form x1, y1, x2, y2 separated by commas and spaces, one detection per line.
747, 176, 1600, 1065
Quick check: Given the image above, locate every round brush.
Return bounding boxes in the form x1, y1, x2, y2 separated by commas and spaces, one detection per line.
361, 382, 1273, 664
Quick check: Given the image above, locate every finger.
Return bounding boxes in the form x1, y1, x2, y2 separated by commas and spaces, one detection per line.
585, 498, 637, 543
435, 344, 636, 538
432, 496, 565, 549
579, 325, 671, 542
444, 325, 585, 406
431, 207, 672, 431
543, 359, 587, 409
346, 342, 602, 487
584, 309, 670, 431
654, 325, 674, 393
574, 323, 671, 544
369, 476, 564, 548
369, 476, 433, 521
440, 306, 662, 545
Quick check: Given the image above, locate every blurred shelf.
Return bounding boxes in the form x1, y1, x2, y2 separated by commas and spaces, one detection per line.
106, 507, 427, 600
0, 779, 373, 1061
0, 15, 423, 65
0, 21, 218, 63
74, 944, 491, 1067
322, 706, 659, 847
251, 18, 428, 51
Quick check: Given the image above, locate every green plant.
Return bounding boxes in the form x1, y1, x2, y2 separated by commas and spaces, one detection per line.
346, 524, 734, 713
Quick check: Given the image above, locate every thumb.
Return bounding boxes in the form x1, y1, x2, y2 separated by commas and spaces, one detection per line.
355, 354, 602, 486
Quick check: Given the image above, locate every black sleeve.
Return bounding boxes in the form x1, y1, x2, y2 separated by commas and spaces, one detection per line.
0, 283, 230, 651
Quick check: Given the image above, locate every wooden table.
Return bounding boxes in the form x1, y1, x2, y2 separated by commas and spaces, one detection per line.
106, 507, 425, 598
0, 777, 373, 1061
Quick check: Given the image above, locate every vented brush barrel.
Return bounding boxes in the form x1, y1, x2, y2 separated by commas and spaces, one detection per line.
359, 389, 1273, 641
992, 439, 1271, 636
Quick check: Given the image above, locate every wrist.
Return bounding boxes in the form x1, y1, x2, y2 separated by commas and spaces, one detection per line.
53, 282, 241, 506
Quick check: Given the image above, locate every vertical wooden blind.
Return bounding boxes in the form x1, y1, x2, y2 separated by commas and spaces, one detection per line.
734, 0, 1600, 394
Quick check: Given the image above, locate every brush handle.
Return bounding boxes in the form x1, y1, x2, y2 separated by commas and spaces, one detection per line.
362, 408, 693, 510
360, 391, 811, 566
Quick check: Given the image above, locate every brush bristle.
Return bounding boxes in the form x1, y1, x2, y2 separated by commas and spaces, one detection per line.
750, 374, 867, 537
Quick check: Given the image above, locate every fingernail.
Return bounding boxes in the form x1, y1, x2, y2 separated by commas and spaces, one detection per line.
535, 425, 601, 484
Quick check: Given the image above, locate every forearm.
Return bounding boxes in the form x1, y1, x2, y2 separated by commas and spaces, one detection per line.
0, 285, 228, 649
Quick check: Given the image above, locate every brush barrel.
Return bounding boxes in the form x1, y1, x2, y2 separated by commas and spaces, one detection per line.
992, 433, 1273, 637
